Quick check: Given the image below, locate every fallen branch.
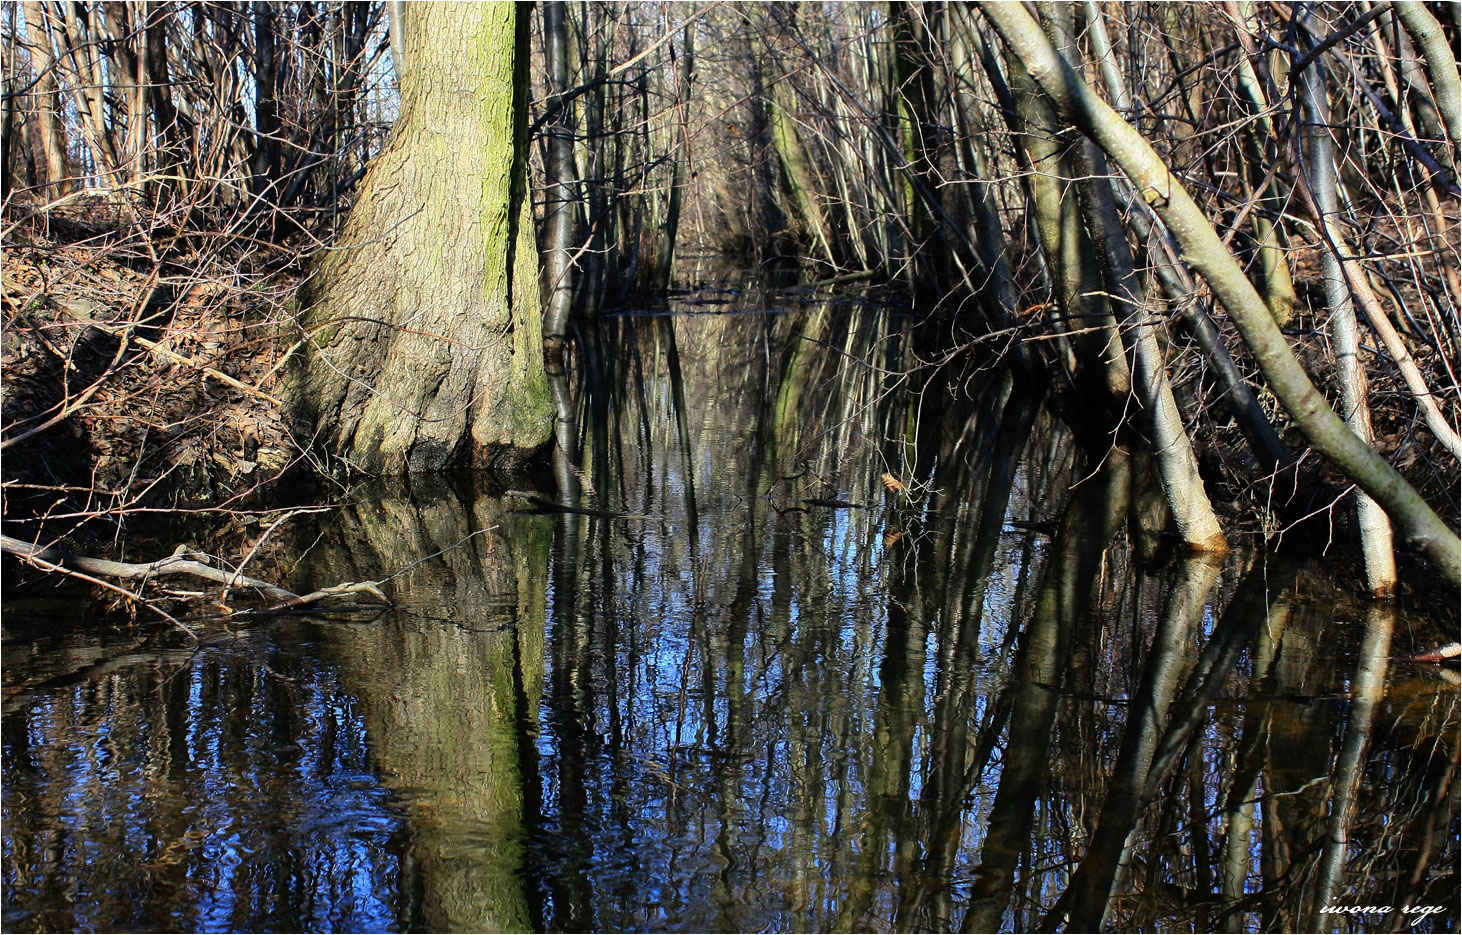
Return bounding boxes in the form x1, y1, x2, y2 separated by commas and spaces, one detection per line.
9, 547, 198, 639
255, 580, 391, 614
3, 533, 394, 618
1400, 642, 1462, 663
2, 534, 297, 600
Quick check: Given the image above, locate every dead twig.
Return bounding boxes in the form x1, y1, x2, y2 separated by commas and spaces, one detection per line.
255, 580, 391, 614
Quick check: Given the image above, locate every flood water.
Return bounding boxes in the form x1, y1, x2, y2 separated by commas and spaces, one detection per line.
3, 284, 1458, 933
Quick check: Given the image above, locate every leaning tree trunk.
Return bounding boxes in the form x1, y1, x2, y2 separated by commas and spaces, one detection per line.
979, 0, 1462, 588
1392, 0, 1461, 149
289, 2, 551, 475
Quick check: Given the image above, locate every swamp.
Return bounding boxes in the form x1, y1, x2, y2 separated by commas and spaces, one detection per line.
2, 2, 1459, 933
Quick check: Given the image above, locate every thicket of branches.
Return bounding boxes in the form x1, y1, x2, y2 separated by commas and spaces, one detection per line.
2, 1, 1460, 597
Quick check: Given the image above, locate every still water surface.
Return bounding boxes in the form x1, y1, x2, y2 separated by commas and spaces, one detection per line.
3, 287, 1458, 932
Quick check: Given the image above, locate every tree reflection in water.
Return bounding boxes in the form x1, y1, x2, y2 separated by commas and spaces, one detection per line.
3, 300, 1457, 933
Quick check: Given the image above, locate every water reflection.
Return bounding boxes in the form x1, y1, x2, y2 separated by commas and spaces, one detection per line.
2, 629, 408, 932
3, 296, 1458, 933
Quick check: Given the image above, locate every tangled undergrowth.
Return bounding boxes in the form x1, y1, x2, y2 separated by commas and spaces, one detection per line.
2, 196, 314, 548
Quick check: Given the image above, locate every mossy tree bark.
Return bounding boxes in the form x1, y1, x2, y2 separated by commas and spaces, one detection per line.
290, 2, 551, 475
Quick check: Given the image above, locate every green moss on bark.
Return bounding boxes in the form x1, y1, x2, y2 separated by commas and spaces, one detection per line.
289, 2, 551, 475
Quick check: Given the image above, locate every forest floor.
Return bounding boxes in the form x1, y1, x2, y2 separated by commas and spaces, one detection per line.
2, 199, 310, 533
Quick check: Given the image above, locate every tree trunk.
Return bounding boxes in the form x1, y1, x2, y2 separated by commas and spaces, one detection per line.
1392, 0, 1461, 148
1001, 38, 1130, 400
1079, 19, 1292, 472
1041, 5, 1224, 550
2, 7, 17, 199
100, 2, 147, 189
1299, 38, 1395, 597
251, 2, 281, 196
889, 0, 943, 284
386, 0, 406, 80
541, 0, 581, 351
289, 2, 552, 475
55, 2, 122, 189
651, 11, 694, 287
1073, 138, 1227, 552
21, 1, 71, 195
143, 1, 187, 196
1231, 1, 1299, 325
761, 4, 836, 267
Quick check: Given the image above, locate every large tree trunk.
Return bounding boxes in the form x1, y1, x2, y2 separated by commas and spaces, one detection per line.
289, 2, 552, 475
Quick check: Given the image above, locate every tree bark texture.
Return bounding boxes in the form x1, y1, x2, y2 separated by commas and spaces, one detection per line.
290, 2, 551, 475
